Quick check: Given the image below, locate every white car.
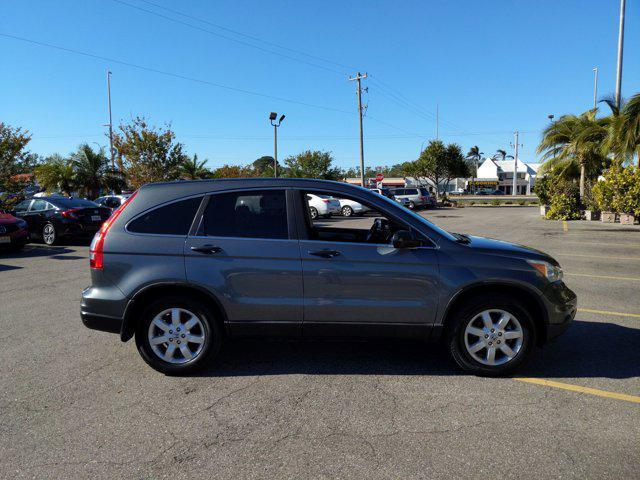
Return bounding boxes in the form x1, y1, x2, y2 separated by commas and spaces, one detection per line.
94, 194, 131, 212
335, 197, 369, 217
306, 193, 341, 219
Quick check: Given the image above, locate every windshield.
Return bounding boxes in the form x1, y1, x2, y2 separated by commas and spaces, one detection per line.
372, 190, 458, 242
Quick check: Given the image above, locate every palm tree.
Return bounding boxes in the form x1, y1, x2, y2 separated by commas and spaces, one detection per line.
537, 110, 609, 199
179, 154, 211, 180
72, 144, 125, 198
34, 154, 77, 195
493, 149, 507, 161
618, 93, 640, 164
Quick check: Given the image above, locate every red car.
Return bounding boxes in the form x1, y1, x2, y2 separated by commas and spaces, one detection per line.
0, 212, 29, 250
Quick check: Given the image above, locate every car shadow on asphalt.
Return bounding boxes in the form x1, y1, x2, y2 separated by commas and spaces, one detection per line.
0, 245, 75, 259
193, 320, 639, 379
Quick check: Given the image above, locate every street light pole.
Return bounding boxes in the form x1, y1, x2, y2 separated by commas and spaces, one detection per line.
512, 131, 520, 196
615, 0, 626, 110
592, 67, 598, 110
106, 70, 114, 170
269, 112, 285, 177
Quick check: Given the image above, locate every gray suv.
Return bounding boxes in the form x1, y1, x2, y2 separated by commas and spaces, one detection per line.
81, 179, 576, 376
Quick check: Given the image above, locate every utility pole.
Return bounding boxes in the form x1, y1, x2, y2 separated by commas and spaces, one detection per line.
349, 72, 368, 187
511, 131, 520, 196
615, 0, 626, 110
592, 67, 598, 110
106, 70, 114, 170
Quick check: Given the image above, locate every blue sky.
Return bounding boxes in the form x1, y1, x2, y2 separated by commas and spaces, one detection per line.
1, 0, 638, 170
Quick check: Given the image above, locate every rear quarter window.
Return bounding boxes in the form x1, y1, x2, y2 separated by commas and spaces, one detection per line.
127, 197, 202, 235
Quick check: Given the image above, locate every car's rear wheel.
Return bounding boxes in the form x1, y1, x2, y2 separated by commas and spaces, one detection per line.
448, 295, 536, 376
341, 206, 354, 217
42, 222, 57, 245
309, 207, 318, 220
135, 296, 221, 375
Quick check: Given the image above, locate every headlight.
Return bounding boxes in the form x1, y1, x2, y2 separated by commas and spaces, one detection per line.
527, 260, 563, 282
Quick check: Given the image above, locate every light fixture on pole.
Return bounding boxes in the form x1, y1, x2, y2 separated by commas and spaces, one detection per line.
547, 114, 554, 123
269, 112, 285, 177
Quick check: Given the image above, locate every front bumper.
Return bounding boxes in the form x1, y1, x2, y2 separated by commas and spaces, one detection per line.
542, 280, 577, 342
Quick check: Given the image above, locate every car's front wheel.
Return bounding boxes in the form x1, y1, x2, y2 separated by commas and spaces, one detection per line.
135, 297, 222, 375
408, 201, 416, 210
448, 295, 536, 376
309, 207, 319, 220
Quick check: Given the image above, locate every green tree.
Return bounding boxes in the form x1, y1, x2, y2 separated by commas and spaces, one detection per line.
404, 140, 448, 199
466, 145, 483, 177
283, 150, 341, 179
179, 154, 212, 180
443, 143, 472, 193
113, 117, 186, 189
252, 156, 277, 176
537, 109, 610, 199
34, 154, 76, 195
72, 143, 126, 198
211, 164, 258, 178
618, 93, 640, 164
493, 149, 509, 161
0, 123, 32, 190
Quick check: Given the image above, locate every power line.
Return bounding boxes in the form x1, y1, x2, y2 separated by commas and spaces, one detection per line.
0, 33, 355, 115
136, 0, 359, 72
112, 0, 350, 76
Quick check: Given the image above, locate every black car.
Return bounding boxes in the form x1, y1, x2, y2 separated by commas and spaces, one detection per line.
12, 197, 111, 245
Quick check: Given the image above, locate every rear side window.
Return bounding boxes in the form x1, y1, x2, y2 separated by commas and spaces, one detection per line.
128, 197, 202, 235
419, 188, 430, 196
199, 190, 288, 239
405, 189, 418, 195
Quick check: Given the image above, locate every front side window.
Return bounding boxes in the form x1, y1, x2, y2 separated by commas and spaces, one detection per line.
14, 200, 31, 212
128, 197, 202, 235
30, 200, 47, 211
198, 190, 288, 239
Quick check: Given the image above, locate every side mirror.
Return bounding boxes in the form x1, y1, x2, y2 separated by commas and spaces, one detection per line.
391, 230, 422, 249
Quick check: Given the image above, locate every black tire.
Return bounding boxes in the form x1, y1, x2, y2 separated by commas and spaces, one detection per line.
448, 294, 537, 377
135, 296, 222, 375
408, 201, 416, 210
42, 222, 57, 245
341, 206, 354, 217
309, 207, 318, 220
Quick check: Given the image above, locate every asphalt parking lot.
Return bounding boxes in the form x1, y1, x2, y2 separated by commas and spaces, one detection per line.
1, 206, 638, 479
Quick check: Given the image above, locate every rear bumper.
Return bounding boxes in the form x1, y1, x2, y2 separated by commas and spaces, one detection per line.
81, 311, 122, 333
81, 285, 127, 335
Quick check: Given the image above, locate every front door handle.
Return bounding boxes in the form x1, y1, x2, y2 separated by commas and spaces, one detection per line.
190, 245, 223, 254
308, 249, 341, 258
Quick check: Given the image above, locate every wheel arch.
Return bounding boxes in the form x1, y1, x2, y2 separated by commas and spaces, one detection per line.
120, 282, 228, 341
440, 282, 548, 346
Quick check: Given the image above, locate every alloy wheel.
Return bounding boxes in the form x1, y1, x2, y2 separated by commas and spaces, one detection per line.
463, 309, 524, 366
43, 224, 55, 245
342, 206, 353, 217
147, 308, 206, 364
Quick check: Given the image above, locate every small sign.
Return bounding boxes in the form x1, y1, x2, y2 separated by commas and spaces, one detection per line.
375, 173, 384, 182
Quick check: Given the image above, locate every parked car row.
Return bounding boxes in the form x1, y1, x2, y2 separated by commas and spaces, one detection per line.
1, 197, 111, 247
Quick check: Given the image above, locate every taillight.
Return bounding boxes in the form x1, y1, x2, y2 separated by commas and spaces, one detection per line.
322, 199, 330, 203
90, 191, 137, 269
61, 208, 81, 219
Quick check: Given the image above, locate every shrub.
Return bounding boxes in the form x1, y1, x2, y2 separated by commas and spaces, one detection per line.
517, 200, 526, 206
469, 201, 475, 205
491, 199, 501, 206
534, 175, 552, 205
546, 180, 581, 220
593, 163, 640, 215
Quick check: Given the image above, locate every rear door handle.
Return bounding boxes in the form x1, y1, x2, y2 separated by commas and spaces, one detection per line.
308, 249, 341, 258
190, 245, 223, 254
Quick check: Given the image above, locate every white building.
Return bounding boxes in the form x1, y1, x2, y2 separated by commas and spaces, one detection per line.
473, 159, 541, 195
